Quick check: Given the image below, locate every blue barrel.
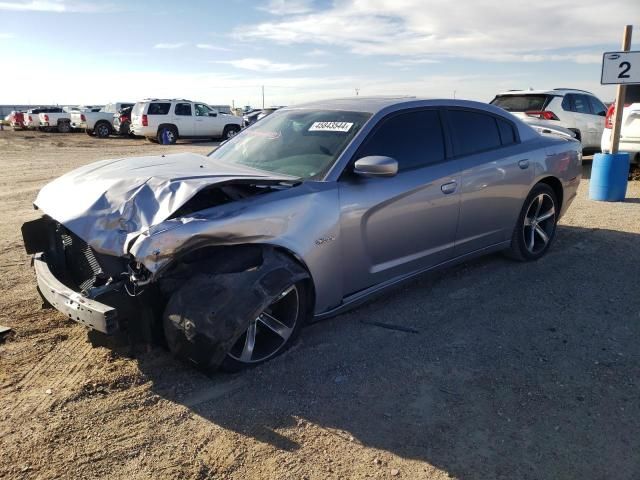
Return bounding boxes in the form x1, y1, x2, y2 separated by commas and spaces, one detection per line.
589, 152, 630, 201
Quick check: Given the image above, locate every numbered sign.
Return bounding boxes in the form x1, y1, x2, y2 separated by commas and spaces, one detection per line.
601, 51, 640, 85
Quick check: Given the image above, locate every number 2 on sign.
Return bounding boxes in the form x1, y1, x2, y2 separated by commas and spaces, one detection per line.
618, 61, 631, 79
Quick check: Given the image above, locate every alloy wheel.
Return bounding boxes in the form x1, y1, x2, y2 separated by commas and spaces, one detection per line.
523, 193, 556, 254
227, 285, 300, 364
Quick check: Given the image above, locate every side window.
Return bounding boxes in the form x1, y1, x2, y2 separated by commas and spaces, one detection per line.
175, 103, 192, 116
356, 110, 445, 171
573, 95, 591, 114
147, 103, 171, 115
448, 109, 502, 156
562, 95, 574, 111
195, 103, 211, 116
588, 96, 607, 116
496, 118, 517, 145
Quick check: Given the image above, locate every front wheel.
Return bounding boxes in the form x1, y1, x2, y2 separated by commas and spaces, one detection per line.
222, 125, 241, 141
507, 183, 558, 261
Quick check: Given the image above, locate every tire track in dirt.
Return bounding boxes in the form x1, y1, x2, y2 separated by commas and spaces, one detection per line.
2, 330, 94, 419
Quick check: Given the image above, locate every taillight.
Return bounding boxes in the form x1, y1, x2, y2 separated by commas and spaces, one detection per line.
605, 103, 630, 129
44, 114, 49, 121
525, 110, 559, 121
142, 114, 148, 127
604, 104, 615, 128
80, 114, 86, 121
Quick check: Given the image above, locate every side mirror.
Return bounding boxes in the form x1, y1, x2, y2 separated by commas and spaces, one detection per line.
354, 156, 398, 177
209, 111, 218, 117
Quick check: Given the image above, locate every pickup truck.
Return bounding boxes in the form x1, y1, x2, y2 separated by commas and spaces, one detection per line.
601, 85, 640, 163
71, 102, 134, 138
8, 111, 25, 130
38, 107, 76, 133
24, 107, 64, 130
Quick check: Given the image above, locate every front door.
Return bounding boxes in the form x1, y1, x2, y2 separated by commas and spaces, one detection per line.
194, 103, 222, 137
338, 108, 461, 295
173, 102, 195, 136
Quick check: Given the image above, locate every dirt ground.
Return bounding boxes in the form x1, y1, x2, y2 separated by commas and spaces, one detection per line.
1, 129, 639, 480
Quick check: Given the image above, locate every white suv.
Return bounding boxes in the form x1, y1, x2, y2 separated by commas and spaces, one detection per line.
130, 99, 242, 144
601, 85, 640, 163
491, 88, 607, 151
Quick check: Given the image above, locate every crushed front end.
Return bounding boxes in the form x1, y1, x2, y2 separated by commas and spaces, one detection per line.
22, 215, 158, 337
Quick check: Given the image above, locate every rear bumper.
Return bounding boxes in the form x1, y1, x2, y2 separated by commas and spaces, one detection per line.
601, 129, 640, 158
34, 253, 118, 334
72, 122, 87, 129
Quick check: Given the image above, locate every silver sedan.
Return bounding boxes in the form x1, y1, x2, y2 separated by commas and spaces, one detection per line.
23, 97, 581, 371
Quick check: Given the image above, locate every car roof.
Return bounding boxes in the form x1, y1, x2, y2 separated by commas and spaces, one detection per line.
496, 88, 595, 96
282, 96, 523, 117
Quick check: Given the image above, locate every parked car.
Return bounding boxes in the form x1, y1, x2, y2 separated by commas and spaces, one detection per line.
22, 97, 581, 372
23, 107, 64, 130
8, 111, 25, 130
601, 85, 640, 163
39, 106, 76, 133
130, 99, 243, 144
113, 106, 133, 136
243, 109, 262, 127
71, 102, 134, 138
491, 88, 607, 152
209, 104, 233, 115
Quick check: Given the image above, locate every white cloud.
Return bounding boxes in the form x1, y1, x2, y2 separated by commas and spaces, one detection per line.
0, 32, 14, 38
196, 43, 231, 52
260, 0, 314, 15
0, 0, 116, 12
153, 42, 187, 49
216, 57, 325, 72
305, 48, 330, 57
238, 0, 637, 63
385, 58, 440, 67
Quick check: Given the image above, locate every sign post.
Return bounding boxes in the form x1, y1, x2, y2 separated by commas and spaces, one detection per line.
590, 25, 634, 202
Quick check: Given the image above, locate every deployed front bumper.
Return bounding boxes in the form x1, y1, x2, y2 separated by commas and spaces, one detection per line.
33, 253, 118, 334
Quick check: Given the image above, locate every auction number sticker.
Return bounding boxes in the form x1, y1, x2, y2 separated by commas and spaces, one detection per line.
309, 121, 353, 132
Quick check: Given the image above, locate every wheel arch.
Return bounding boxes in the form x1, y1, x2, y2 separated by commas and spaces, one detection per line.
537, 175, 564, 211
155, 242, 316, 319
157, 123, 179, 136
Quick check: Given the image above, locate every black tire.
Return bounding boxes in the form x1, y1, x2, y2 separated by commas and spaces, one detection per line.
85, 129, 94, 137
222, 124, 241, 141
94, 121, 112, 138
157, 126, 177, 145
57, 121, 71, 134
506, 183, 558, 261
146, 136, 158, 143
163, 251, 311, 372
119, 121, 131, 136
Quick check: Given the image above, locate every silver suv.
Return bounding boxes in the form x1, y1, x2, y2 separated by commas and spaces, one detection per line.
491, 88, 607, 151
23, 97, 581, 371
130, 99, 242, 144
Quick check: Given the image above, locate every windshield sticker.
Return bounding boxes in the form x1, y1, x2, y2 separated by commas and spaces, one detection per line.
309, 121, 353, 133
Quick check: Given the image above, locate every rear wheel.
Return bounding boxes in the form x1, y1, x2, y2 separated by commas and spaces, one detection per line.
119, 121, 131, 136
94, 121, 112, 138
507, 183, 558, 261
57, 121, 71, 134
157, 126, 177, 145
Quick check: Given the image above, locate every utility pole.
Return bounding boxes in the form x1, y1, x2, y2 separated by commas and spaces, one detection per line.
453, 90, 456, 99
355, 88, 360, 96
610, 25, 633, 154
261, 85, 265, 109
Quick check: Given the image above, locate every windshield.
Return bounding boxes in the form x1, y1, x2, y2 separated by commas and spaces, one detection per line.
208, 109, 371, 179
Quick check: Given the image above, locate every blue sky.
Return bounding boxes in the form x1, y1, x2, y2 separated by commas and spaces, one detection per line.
0, 0, 637, 107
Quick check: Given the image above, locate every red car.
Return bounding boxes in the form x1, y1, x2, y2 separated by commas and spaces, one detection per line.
8, 111, 25, 130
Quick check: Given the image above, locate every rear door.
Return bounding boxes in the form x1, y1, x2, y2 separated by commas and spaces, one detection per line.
446, 108, 534, 256
564, 94, 597, 147
338, 108, 462, 294
173, 102, 195, 136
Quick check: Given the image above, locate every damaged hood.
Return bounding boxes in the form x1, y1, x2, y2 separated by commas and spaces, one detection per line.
35, 152, 298, 255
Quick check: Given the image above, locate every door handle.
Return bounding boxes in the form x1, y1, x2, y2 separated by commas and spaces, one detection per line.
441, 181, 457, 194
518, 159, 529, 169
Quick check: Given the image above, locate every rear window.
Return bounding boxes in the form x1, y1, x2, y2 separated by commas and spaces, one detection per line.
497, 118, 517, 145
147, 103, 171, 115
626, 85, 640, 104
132, 103, 145, 116
448, 109, 502, 156
491, 94, 552, 112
